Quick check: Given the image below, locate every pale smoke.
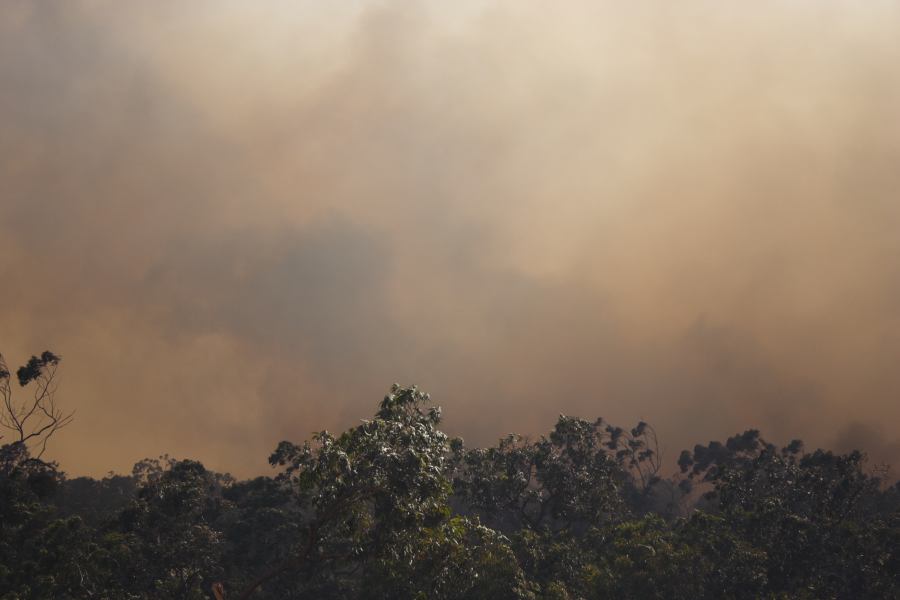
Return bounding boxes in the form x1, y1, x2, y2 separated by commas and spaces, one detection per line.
1, 1, 899, 476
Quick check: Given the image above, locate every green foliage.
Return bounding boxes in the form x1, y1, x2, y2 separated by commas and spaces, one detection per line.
362, 516, 532, 600
0, 383, 897, 599
680, 432, 900, 598
582, 513, 768, 600
111, 459, 229, 599
452, 415, 661, 535
230, 384, 454, 598
0, 448, 104, 599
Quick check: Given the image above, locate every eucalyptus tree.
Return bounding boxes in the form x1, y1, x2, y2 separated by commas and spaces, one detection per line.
0, 351, 72, 460
228, 385, 498, 599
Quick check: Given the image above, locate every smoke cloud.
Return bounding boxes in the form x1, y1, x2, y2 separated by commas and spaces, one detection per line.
2, 1, 899, 476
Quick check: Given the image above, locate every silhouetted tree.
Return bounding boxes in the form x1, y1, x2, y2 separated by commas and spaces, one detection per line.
1, 380, 897, 599
451, 415, 661, 534
0, 350, 72, 459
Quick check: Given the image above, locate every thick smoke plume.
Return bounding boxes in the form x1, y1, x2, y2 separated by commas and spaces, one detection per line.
2, 1, 899, 475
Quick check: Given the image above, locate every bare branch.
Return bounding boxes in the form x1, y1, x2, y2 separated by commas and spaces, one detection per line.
0, 351, 71, 459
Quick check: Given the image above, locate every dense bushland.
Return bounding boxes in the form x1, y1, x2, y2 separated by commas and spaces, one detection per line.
1, 354, 898, 599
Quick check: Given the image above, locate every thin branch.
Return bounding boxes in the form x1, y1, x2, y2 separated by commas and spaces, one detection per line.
0, 353, 70, 459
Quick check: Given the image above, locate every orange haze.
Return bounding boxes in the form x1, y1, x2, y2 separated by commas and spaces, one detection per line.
1, 1, 899, 476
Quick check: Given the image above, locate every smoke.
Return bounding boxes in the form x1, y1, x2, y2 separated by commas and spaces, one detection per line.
1, 0, 899, 476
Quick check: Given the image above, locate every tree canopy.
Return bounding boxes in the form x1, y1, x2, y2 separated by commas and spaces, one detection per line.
0, 365, 897, 599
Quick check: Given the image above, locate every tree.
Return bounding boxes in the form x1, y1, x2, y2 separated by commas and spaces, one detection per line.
579, 513, 767, 600
0, 351, 73, 460
361, 516, 532, 600
227, 384, 456, 599
0, 435, 106, 599
451, 415, 660, 535
111, 459, 230, 599
677, 431, 900, 598
0, 374, 895, 599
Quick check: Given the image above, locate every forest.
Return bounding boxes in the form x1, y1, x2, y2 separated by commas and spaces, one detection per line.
2, 352, 898, 599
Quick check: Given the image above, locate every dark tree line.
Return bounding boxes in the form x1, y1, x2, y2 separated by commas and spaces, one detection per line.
1, 353, 898, 599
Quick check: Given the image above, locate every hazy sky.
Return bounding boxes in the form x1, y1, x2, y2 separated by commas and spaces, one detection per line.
2, 0, 899, 477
